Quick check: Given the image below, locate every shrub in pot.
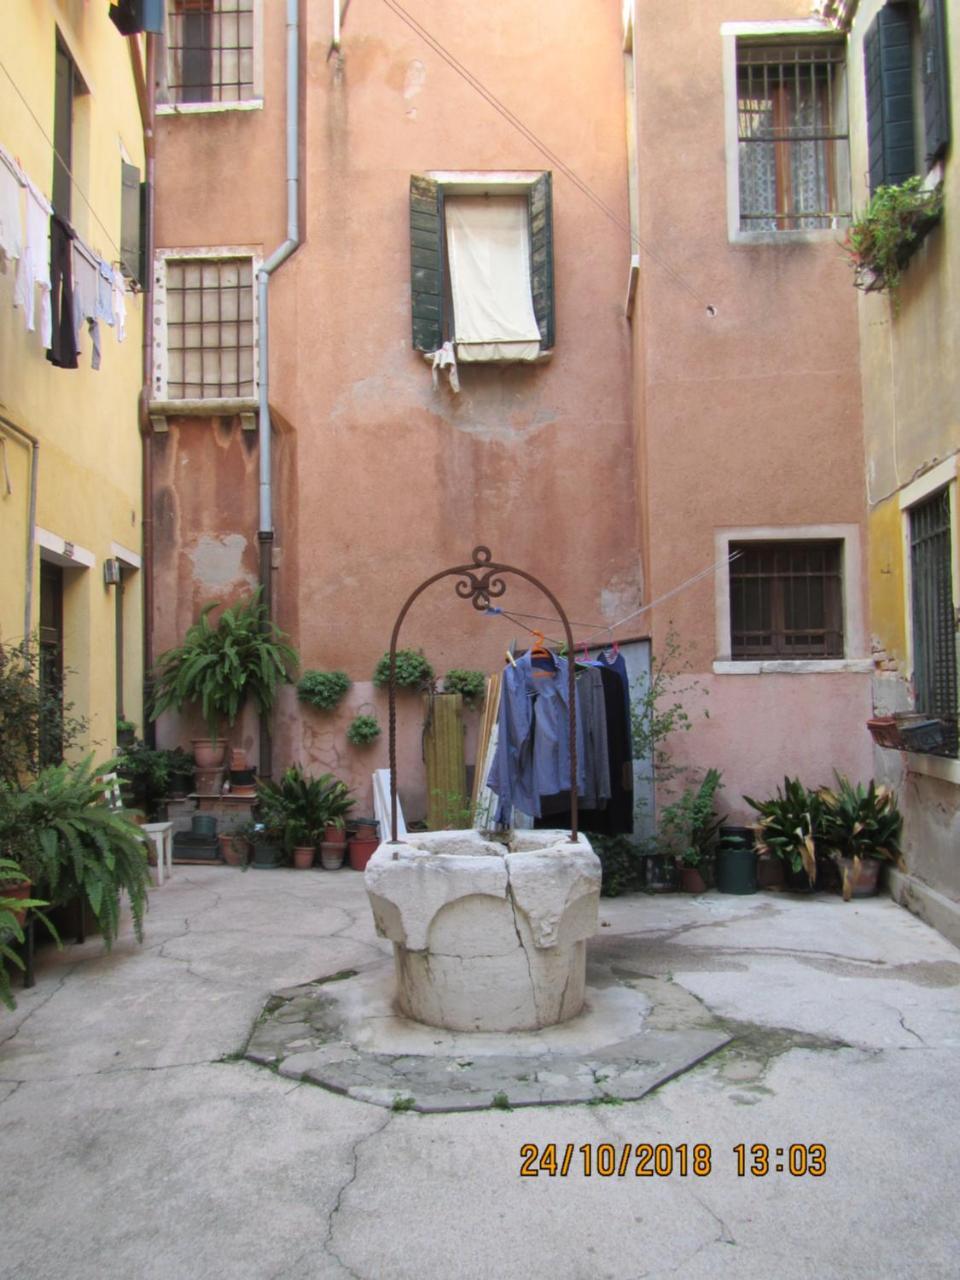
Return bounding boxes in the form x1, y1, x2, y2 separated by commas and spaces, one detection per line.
818, 774, 904, 900
151, 590, 298, 765
346, 714, 381, 747
297, 669, 351, 711
372, 648, 435, 692
659, 768, 724, 893
442, 669, 486, 708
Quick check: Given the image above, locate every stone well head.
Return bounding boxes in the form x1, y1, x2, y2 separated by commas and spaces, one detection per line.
364, 829, 601, 1033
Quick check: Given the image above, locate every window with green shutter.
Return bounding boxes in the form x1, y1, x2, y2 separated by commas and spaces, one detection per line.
863, 0, 951, 195
120, 161, 144, 285
409, 173, 555, 360
909, 487, 958, 756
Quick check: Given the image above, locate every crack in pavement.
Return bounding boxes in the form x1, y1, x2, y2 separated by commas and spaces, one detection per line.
322, 1110, 396, 1280
0, 964, 78, 1049
0, 1058, 222, 1085
896, 1010, 926, 1045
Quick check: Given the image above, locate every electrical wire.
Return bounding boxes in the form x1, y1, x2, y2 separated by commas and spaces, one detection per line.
0, 58, 122, 260
378, 0, 716, 313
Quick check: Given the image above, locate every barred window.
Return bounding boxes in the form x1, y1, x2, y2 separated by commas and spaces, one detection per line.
737, 42, 850, 231
909, 488, 958, 754
166, 0, 255, 105
731, 541, 844, 659
165, 258, 255, 399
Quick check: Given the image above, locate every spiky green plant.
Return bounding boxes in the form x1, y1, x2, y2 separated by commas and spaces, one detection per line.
818, 774, 904, 900
151, 590, 298, 739
2, 759, 150, 947
256, 766, 355, 850
744, 777, 823, 887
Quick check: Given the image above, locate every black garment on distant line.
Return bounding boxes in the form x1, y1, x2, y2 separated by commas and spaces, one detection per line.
46, 212, 78, 369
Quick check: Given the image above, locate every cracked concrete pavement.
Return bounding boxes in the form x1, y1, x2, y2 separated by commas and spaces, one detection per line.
3, 866, 960, 1278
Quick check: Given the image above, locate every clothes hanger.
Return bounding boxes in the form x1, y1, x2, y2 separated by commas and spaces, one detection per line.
529, 629, 555, 677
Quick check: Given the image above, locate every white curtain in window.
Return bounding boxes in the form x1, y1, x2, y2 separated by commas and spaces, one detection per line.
445, 195, 541, 362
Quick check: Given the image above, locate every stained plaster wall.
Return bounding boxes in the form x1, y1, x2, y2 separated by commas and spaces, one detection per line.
846, 0, 960, 925
626, 0, 872, 819
0, 1, 144, 752
152, 0, 638, 812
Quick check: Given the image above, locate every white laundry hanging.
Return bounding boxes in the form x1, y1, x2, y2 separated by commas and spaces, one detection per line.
14, 179, 52, 346
0, 146, 24, 272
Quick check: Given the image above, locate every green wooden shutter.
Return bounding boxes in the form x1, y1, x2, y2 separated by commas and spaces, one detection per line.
864, 6, 916, 193
120, 161, 142, 283
528, 172, 555, 350
410, 174, 443, 352
919, 0, 951, 164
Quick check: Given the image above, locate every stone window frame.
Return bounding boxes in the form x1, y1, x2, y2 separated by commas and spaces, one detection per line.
722, 20, 852, 244
156, 0, 264, 116
713, 523, 870, 674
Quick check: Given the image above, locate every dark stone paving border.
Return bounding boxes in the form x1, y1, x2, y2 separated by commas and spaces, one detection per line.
244, 961, 731, 1113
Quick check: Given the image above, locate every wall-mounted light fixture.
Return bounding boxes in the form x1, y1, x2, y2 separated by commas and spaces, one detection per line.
103, 558, 122, 586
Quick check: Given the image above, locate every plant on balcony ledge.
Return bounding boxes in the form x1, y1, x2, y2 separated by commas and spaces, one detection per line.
842, 177, 944, 304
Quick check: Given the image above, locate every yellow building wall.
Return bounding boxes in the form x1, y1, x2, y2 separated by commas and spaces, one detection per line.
0, 1, 145, 756
867, 496, 908, 666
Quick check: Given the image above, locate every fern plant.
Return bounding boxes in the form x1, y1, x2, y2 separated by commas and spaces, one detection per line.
151, 590, 298, 739
0, 856, 60, 1010
5, 759, 151, 947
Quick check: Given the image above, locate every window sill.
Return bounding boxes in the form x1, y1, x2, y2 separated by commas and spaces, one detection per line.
904, 753, 960, 785
731, 225, 849, 247
157, 100, 264, 116
713, 659, 874, 675
149, 398, 258, 429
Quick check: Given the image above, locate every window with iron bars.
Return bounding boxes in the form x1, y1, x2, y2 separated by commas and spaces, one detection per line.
737, 41, 851, 231
165, 0, 255, 105
909, 488, 958, 756
730, 541, 844, 659
165, 257, 255, 399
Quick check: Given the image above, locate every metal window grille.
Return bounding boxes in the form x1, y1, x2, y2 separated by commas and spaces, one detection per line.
165, 258, 255, 399
731, 541, 844, 658
166, 0, 255, 104
909, 488, 958, 755
737, 42, 850, 230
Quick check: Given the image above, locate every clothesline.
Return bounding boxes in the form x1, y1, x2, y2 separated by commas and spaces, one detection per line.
484, 551, 744, 651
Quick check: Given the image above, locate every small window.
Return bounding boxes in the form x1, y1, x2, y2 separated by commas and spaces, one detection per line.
53, 37, 86, 220
165, 0, 255, 105
164, 257, 255, 398
730, 541, 844, 658
410, 173, 555, 361
909, 488, 958, 754
737, 41, 850, 230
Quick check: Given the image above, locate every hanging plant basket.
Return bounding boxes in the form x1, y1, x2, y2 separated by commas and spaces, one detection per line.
842, 178, 943, 304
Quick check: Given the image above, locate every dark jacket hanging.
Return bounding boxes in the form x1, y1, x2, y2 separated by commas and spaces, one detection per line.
46, 212, 78, 369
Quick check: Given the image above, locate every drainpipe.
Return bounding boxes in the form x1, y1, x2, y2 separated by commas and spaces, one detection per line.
0, 415, 39, 641
257, 0, 301, 778
133, 31, 158, 745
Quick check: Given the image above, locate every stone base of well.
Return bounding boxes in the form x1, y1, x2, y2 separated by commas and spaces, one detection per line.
363, 829, 601, 1032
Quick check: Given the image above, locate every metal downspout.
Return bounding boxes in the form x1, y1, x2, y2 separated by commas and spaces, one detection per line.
0, 415, 39, 641
257, 0, 301, 778
138, 32, 158, 745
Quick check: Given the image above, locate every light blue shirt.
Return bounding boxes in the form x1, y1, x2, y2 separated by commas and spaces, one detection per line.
489, 651, 585, 824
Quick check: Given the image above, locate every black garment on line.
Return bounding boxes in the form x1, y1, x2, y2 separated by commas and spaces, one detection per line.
46, 213, 78, 369
535, 664, 634, 836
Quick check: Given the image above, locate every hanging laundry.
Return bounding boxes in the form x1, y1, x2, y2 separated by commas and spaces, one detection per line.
430, 340, 460, 392
0, 148, 24, 272
111, 266, 127, 342
47, 212, 78, 368
72, 239, 101, 369
96, 257, 115, 328
488, 648, 586, 826
14, 180, 52, 346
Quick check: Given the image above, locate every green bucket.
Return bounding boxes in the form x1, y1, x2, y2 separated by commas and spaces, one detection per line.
716, 826, 757, 895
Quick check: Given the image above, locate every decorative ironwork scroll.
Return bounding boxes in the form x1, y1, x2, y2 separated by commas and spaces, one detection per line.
386, 546, 578, 850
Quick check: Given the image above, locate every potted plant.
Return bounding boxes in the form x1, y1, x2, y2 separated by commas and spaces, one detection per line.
116, 717, 136, 748
842, 177, 944, 305
297, 669, 352, 711
745, 777, 823, 892
322, 778, 356, 845
442, 669, 486, 709
372, 648, 435, 692
346, 714, 381, 747
114, 739, 173, 818
218, 827, 249, 867
659, 768, 724, 893
150, 590, 298, 773
0, 856, 59, 1010
818, 774, 904, 900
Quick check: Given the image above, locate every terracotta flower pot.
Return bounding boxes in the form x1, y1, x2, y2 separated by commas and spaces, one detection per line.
839, 856, 881, 898
293, 845, 316, 869
194, 767, 224, 796
219, 834, 246, 867
323, 824, 346, 844
348, 837, 379, 872
192, 739, 227, 769
756, 854, 785, 889
679, 866, 707, 894
229, 748, 249, 772
320, 841, 346, 870
2, 877, 32, 927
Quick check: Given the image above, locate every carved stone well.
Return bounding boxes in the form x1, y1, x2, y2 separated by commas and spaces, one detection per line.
364, 829, 601, 1033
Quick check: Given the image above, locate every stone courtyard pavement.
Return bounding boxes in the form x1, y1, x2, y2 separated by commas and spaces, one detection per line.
3, 864, 960, 1279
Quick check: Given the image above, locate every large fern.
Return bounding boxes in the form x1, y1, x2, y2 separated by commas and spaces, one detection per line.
151, 590, 298, 738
